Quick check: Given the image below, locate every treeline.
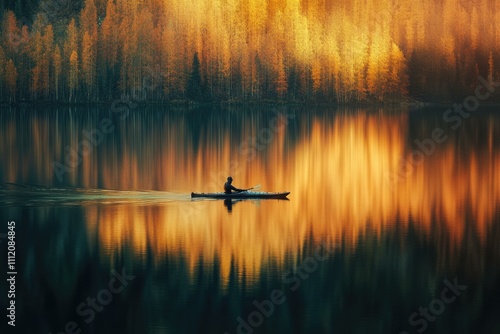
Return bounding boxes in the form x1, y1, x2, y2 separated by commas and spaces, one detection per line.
0, 0, 499, 103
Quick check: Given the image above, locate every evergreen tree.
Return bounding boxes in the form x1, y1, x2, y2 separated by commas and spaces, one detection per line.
186, 52, 203, 101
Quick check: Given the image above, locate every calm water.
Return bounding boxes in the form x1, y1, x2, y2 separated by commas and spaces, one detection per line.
0, 106, 499, 334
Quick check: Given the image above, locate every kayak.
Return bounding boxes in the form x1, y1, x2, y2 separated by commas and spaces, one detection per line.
191, 191, 290, 199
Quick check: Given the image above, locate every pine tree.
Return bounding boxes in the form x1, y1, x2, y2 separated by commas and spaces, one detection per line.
187, 52, 203, 101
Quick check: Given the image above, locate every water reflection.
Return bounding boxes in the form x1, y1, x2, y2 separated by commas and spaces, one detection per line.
1, 107, 500, 333
224, 199, 237, 213
64, 109, 499, 278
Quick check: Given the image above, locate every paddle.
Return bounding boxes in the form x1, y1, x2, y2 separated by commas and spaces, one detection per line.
242, 184, 261, 192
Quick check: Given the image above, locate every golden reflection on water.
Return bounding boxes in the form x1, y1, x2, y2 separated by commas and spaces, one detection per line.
76, 112, 500, 287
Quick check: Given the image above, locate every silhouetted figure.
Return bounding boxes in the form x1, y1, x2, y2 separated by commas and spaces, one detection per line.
224, 176, 244, 194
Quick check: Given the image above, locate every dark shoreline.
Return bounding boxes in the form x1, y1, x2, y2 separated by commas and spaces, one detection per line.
0, 99, 434, 108
2, 99, 500, 110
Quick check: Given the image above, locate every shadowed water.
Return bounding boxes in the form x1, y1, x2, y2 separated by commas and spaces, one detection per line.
0, 106, 499, 334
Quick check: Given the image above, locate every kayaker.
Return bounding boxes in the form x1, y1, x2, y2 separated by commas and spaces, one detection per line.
224, 176, 245, 194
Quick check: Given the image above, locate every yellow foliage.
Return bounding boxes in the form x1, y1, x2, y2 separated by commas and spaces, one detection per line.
5, 59, 17, 100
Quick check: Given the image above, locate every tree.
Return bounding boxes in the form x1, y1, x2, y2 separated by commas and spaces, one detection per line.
61, 18, 78, 100
100, 0, 119, 97
311, 59, 322, 95
388, 43, 409, 97
275, 51, 288, 99
247, 0, 267, 51
81, 31, 96, 100
53, 46, 62, 100
80, 0, 97, 40
366, 25, 391, 100
0, 46, 6, 99
69, 50, 79, 102
80, 0, 97, 101
405, 20, 414, 55
136, 8, 156, 101
186, 52, 203, 101
470, 7, 479, 52
64, 19, 78, 63
29, 17, 44, 99
2, 11, 18, 53
42, 24, 54, 98
440, 35, 456, 97
441, 36, 456, 69
488, 51, 494, 83
5, 59, 17, 102
117, 8, 133, 94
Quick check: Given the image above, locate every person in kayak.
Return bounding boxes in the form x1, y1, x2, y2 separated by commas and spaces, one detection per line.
224, 176, 245, 194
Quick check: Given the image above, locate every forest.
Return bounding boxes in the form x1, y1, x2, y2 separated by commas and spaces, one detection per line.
0, 0, 499, 103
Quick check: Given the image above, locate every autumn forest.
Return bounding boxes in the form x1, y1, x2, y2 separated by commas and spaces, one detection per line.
0, 0, 499, 103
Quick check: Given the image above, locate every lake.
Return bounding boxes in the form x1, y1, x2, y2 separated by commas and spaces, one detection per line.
0, 105, 499, 334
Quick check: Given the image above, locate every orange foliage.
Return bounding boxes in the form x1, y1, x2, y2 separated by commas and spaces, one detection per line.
1, 1, 500, 102
5, 59, 17, 101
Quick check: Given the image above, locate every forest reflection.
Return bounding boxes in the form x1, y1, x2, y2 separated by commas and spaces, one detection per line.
19, 107, 493, 286
3, 107, 500, 333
